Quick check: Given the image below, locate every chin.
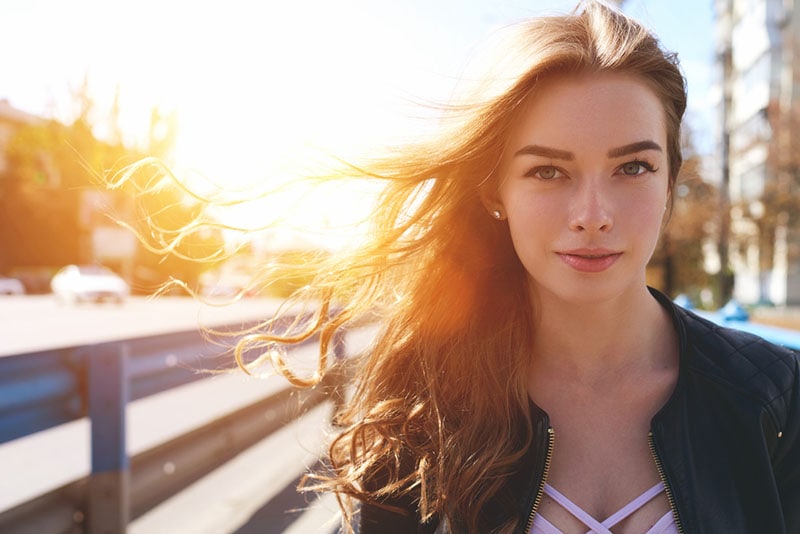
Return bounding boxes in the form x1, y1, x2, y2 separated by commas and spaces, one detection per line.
530, 274, 646, 307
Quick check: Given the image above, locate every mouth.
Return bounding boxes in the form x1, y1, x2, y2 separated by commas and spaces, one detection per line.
569, 253, 616, 258
556, 250, 622, 273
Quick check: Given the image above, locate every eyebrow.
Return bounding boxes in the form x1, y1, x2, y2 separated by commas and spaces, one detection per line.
607, 140, 663, 158
513, 140, 663, 160
513, 145, 574, 160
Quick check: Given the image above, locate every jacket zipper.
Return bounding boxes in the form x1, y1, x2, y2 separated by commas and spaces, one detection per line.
648, 430, 684, 534
523, 426, 554, 533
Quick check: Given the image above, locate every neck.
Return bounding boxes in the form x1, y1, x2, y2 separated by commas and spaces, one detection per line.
529, 285, 673, 382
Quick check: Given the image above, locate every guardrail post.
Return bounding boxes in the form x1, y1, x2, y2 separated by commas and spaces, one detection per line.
88, 342, 130, 533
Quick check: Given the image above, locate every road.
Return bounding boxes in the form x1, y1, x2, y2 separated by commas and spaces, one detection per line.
0, 294, 290, 357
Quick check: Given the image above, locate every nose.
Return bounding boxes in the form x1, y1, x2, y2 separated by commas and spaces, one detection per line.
568, 181, 613, 233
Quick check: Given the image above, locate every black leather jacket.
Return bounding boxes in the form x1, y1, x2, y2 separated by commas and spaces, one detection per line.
356, 289, 800, 533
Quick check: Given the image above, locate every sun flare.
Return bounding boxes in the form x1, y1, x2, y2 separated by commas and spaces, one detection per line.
120, 3, 455, 250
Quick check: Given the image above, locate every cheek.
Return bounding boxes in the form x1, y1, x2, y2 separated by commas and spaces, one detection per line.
503, 195, 559, 252
625, 191, 669, 242
503, 192, 554, 229
500, 183, 559, 219
628, 197, 663, 222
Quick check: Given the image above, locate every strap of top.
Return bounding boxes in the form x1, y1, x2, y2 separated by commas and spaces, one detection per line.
539, 481, 665, 533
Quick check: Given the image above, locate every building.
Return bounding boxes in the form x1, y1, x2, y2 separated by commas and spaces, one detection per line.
715, 0, 800, 305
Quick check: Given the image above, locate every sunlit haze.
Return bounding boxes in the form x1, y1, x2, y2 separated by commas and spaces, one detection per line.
2, 0, 715, 247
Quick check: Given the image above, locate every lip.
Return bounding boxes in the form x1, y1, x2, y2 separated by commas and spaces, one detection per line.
556, 249, 623, 273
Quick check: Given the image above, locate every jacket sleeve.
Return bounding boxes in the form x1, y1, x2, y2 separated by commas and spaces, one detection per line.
352, 500, 438, 534
775, 351, 800, 532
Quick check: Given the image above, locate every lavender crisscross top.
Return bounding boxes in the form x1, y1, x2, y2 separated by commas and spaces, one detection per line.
530, 481, 678, 534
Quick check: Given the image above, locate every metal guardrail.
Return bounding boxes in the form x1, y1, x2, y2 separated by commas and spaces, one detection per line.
0, 321, 346, 533
2, 297, 799, 533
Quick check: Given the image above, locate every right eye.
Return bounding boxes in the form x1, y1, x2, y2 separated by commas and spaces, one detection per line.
525, 166, 563, 180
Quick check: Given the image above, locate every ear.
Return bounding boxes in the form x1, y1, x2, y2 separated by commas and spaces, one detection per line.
479, 182, 505, 220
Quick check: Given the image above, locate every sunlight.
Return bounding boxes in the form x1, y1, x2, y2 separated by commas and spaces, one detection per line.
4, 1, 716, 250
130, 2, 452, 245
4, 1, 505, 250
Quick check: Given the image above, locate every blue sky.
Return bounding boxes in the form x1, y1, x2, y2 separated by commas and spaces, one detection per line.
2, 0, 718, 180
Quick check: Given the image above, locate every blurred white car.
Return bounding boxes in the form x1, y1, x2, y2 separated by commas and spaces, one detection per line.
51, 265, 130, 303
0, 276, 24, 295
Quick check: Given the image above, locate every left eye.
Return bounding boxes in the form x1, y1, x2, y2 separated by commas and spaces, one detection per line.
619, 161, 653, 176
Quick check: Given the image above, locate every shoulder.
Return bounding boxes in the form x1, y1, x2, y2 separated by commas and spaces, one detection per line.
649, 287, 799, 415
673, 302, 799, 417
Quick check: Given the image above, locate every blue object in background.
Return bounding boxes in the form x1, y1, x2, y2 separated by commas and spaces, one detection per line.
674, 295, 800, 351
720, 299, 750, 321
673, 294, 694, 310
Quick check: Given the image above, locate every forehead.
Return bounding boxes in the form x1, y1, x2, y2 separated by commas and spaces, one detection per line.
507, 72, 667, 151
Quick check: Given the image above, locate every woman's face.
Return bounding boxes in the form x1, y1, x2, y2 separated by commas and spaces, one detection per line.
495, 72, 670, 305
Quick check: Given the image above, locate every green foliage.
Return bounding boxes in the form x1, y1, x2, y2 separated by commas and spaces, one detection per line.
0, 117, 132, 271
0, 87, 218, 294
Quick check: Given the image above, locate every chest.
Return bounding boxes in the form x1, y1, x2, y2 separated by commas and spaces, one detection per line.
537, 421, 669, 530
528, 378, 677, 532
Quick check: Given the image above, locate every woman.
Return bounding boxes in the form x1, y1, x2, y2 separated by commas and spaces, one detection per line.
225, 1, 800, 532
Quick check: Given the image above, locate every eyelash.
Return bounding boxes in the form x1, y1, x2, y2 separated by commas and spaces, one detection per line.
523, 160, 658, 180
618, 160, 658, 176
524, 166, 564, 180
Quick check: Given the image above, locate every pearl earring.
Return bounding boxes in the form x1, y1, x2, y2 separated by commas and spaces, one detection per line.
492, 210, 502, 220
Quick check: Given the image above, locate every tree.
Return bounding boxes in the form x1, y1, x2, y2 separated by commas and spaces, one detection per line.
650, 132, 721, 306
0, 114, 131, 271
0, 80, 221, 296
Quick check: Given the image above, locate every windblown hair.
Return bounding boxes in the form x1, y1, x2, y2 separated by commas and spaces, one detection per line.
217, 1, 688, 532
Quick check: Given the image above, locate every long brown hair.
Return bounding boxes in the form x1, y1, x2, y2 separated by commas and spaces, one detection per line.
224, 1, 688, 532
